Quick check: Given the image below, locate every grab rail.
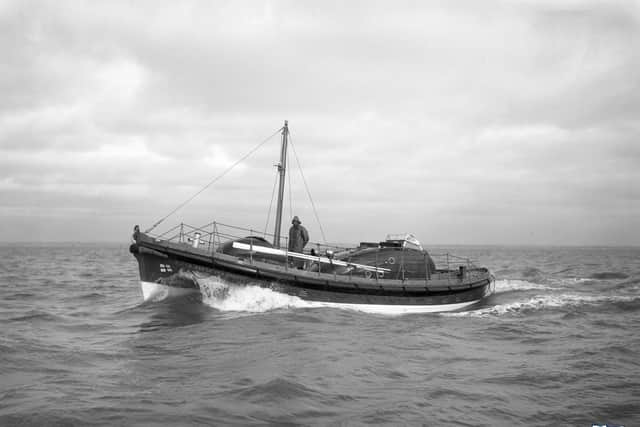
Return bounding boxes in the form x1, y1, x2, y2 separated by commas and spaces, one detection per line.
146, 221, 482, 280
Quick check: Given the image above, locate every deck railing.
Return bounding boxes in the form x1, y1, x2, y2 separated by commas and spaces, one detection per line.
151, 221, 347, 256
148, 221, 484, 281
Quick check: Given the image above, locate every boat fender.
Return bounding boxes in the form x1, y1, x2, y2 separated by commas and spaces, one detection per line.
386, 257, 395, 265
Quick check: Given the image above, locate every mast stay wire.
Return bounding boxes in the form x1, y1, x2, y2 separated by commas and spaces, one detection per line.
287, 148, 293, 223
145, 126, 284, 234
287, 131, 327, 244
263, 170, 279, 238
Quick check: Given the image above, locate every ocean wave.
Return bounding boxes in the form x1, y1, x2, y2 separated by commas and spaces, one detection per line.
8, 311, 63, 322
3, 292, 36, 300
616, 277, 640, 287
546, 277, 595, 287
521, 267, 544, 278
494, 279, 549, 293
611, 278, 640, 294
231, 377, 321, 402
607, 298, 640, 312
445, 293, 639, 318
198, 277, 315, 313
76, 292, 106, 300
589, 272, 630, 280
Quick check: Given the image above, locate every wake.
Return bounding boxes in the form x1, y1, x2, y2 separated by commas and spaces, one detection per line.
190, 276, 638, 317
445, 292, 638, 318
197, 275, 317, 312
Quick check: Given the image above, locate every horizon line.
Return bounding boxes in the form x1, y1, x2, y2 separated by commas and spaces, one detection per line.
1, 240, 638, 249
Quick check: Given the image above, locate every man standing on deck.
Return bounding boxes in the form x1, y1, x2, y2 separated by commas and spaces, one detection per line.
288, 216, 309, 254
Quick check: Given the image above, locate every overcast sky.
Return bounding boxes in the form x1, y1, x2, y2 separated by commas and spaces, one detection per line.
1, 0, 639, 245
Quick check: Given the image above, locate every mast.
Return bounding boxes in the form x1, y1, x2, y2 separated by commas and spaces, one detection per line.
273, 120, 288, 248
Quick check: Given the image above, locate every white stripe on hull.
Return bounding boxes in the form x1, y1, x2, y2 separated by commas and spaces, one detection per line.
311, 299, 482, 314
141, 281, 490, 314
140, 281, 200, 302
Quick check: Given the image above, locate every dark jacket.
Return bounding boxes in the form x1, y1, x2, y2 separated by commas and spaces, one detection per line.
288, 224, 309, 253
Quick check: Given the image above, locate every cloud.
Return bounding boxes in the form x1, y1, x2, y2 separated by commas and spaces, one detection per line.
0, 0, 638, 245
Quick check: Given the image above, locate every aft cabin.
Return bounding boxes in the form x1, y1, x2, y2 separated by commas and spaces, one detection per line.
331, 234, 437, 280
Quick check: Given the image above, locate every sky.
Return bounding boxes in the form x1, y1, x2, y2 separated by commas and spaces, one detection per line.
1, 0, 639, 245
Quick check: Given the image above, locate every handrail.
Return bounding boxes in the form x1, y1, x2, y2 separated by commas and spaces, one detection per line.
145, 221, 481, 279
148, 221, 341, 254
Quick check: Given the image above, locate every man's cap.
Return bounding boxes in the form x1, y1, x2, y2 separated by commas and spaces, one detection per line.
292, 216, 301, 224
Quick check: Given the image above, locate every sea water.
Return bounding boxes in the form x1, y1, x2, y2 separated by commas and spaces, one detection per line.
0, 243, 638, 426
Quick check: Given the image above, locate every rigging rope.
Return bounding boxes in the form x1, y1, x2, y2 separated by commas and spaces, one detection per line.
287, 152, 293, 222
288, 131, 327, 244
145, 127, 284, 234
263, 169, 279, 238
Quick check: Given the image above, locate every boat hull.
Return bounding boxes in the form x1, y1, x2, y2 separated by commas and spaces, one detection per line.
308, 299, 486, 314
140, 280, 202, 301
130, 236, 494, 312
